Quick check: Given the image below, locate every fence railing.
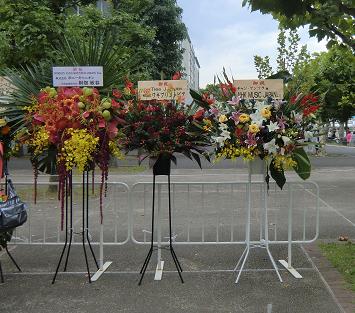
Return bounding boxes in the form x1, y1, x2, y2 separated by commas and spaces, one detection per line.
10, 180, 319, 247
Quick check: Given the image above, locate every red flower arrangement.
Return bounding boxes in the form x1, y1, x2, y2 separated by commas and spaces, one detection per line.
114, 81, 210, 166
18, 86, 124, 226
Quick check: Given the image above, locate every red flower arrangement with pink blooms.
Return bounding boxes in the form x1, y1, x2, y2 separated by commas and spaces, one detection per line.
17, 86, 124, 226
114, 80, 211, 167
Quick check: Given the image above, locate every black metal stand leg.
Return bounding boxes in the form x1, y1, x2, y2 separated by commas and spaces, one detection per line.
64, 174, 72, 272
85, 171, 98, 270
138, 175, 156, 285
82, 172, 91, 283
138, 172, 184, 285
0, 260, 4, 283
52, 176, 69, 284
168, 175, 184, 283
5, 247, 21, 272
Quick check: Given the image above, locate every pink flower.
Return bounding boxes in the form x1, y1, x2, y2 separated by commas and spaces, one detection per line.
277, 115, 287, 130
108, 121, 118, 139
227, 96, 241, 106
82, 111, 90, 119
98, 119, 106, 128
209, 107, 219, 117
33, 113, 44, 124
245, 132, 257, 147
230, 111, 242, 124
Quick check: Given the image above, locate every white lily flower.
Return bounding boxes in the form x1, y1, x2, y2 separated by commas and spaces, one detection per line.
268, 121, 279, 132
292, 111, 303, 125
282, 136, 291, 145
250, 112, 265, 126
212, 136, 226, 147
220, 130, 231, 140
219, 122, 228, 131
263, 139, 278, 154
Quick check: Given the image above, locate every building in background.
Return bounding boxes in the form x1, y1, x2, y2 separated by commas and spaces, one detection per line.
181, 36, 200, 91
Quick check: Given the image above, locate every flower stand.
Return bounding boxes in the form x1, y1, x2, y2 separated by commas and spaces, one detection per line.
138, 154, 184, 285
234, 159, 283, 283
52, 171, 99, 284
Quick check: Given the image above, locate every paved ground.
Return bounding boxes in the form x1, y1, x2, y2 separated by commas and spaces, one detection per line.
0, 150, 354, 313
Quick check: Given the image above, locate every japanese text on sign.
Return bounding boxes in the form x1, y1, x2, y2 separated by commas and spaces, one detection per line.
138, 80, 188, 102
52, 66, 103, 87
233, 79, 284, 99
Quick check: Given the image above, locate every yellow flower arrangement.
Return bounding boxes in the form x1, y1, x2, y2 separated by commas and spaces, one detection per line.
239, 113, 250, 123
203, 118, 212, 131
215, 142, 257, 161
273, 155, 297, 171
218, 114, 228, 123
248, 123, 259, 134
109, 141, 124, 160
60, 129, 99, 172
261, 107, 271, 119
29, 126, 50, 156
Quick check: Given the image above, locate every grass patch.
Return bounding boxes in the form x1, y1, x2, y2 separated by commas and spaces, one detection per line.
319, 242, 355, 292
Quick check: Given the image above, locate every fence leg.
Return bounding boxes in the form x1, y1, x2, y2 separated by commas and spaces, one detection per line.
279, 184, 302, 279
91, 223, 112, 282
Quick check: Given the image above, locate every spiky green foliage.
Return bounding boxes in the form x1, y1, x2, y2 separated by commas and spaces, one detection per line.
56, 29, 144, 92
0, 63, 52, 136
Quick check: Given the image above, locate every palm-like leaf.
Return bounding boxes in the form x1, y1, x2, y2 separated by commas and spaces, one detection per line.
0, 63, 52, 135
56, 29, 144, 91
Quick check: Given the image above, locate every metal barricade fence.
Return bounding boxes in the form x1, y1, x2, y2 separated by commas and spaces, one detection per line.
10, 181, 130, 246
130, 181, 319, 245
9, 180, 319, 247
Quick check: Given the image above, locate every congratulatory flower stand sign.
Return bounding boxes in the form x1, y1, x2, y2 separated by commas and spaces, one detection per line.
234, 79, 283, 99
137, 80, 188, 102
52, 66, 103, 87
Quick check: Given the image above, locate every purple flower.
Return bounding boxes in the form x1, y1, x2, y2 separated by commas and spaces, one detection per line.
227, 96, 241, 106
209, 107, 220, 117
277, 115, 287, 130
230, 111, 241, 124
245, 132, 257, 147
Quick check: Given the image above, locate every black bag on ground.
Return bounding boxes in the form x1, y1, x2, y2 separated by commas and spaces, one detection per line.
0, 179, 27, 231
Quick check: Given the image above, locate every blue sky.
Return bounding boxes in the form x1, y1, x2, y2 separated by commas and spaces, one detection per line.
176, 0, 327, 87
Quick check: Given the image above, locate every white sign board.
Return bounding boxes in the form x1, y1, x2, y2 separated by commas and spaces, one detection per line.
233, 79, 284, 99
138, 80, 188, 101
52, 66, 103, 87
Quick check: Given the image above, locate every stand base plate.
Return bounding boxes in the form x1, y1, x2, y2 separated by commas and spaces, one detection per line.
91, 261, 112, 282
154, 261, 165, 280
278, 260, 302, 279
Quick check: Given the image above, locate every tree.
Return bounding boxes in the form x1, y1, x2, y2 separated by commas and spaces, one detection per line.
242, 0, 355, 51
119, 0, 187, 79
0, 0, 61, 68
289, 45, 355, 127
64, 4, 156, 80
254, 27, 310, 79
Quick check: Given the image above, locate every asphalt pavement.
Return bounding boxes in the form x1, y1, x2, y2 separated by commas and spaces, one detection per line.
0, 146, 354, 313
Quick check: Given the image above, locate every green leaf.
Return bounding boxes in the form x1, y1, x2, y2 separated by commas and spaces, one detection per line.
270, 160, 286, 189
190, 151, 202, 169
292, 147, 311, 180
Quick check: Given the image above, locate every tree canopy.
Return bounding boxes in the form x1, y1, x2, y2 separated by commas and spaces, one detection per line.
289, 45, 355, 123
242, 0, 355, 51
254, 27, 309, 79
0, 0, 187, 80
